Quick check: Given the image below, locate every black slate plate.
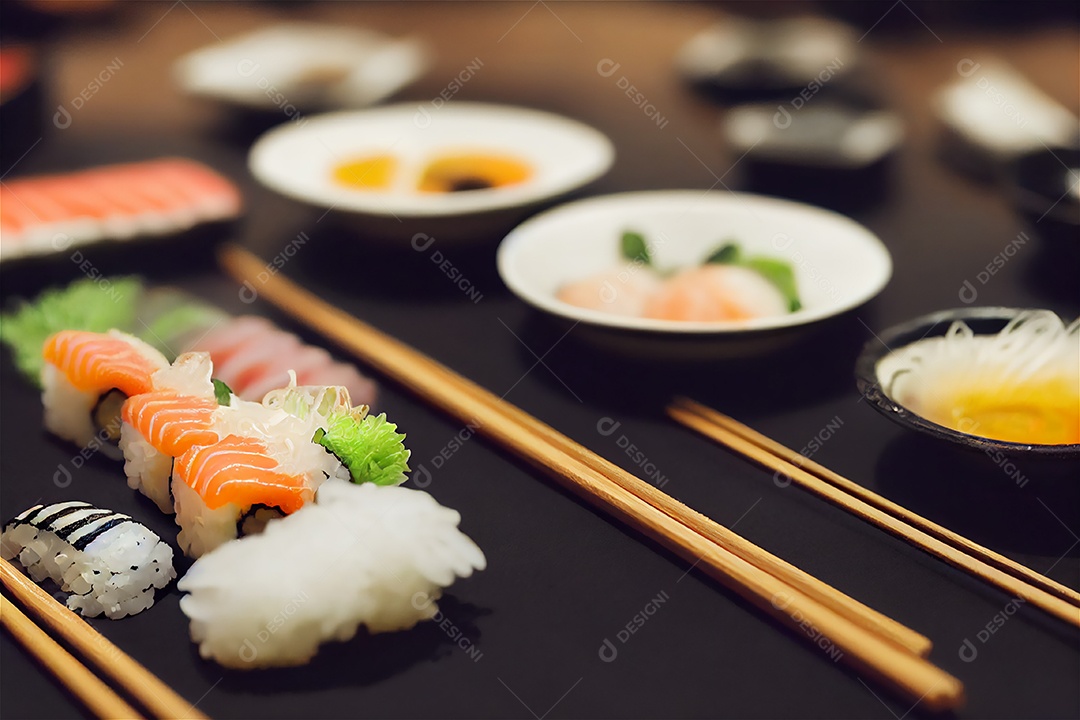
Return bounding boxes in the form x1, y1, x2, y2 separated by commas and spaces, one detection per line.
2, 114, 1079, 720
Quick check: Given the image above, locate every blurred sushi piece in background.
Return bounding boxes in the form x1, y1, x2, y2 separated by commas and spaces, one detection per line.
182, 315, 378, 407
0, 157, 242, 263
0, 158, 243, 296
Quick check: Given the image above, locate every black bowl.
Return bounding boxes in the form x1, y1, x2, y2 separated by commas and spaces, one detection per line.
855, 307, 1079, 464
1008, 145, 1080, 247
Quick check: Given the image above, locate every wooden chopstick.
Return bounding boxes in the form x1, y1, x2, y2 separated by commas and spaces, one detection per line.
1, 594, 144, 719
219, 245, 965, 711
672, 398, 1080, 607
668, 399, 1080, 628
218, 245, 927, 655
438, 360, 932, 656
0, 558, 208, 719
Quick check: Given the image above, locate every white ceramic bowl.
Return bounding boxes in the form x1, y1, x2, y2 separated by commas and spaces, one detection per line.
248, 103, 615, 243
497, 191, 892, 353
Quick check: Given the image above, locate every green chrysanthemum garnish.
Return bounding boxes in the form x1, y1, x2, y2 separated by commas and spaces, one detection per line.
317, 412, 411, 486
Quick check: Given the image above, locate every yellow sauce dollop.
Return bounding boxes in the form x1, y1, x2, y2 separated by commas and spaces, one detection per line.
922, 376, 1080, 445
332, 155, 397, 190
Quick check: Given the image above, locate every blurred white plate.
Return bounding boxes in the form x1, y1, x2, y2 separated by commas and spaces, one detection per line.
175, 23, 428, 111
248, 103, 614, 242
497, 191, 892, 336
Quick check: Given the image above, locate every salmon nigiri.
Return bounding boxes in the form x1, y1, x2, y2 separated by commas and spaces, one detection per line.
172, 434, 317, 558
41, 329, 168, 449
120, 390, 220, 513
123, 392, 219, 457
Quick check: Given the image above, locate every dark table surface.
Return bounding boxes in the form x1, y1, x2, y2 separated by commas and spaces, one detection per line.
1, 3, 1078, 719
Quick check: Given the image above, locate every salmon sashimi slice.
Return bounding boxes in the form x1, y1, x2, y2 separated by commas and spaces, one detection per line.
174, 435, 313, 513
122, 391, 219, 457
43, 330, 166, 397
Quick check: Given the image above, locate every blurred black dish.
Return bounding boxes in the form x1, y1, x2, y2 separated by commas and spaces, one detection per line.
724, 102, 903, 169
934, 58, 1079, 183
855, 307, 1079, 470
1008, 145, 1080, 248
678, 16, 859, 103
722, 101, 902, 210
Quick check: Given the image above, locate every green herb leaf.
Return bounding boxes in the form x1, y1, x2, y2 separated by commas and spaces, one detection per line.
704, 243, 742, 265
620, 231, 651, 265
744, 258, 802, 312
212, 379, 233, 406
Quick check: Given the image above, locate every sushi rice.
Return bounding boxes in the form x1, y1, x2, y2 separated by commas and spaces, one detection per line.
178, 480, 486, 668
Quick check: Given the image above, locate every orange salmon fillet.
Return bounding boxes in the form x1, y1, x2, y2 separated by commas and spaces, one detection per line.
42, 330, 162, 397
122, 391, 219, 457
174, 435, 312, 513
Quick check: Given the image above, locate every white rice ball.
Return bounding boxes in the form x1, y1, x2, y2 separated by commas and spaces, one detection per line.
178, 481, 486, 668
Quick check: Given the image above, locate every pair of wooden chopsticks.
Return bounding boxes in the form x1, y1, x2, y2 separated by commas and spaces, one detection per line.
668, 398, 1080, 627
219, 245, 966, 712
0, 557, 207, 719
